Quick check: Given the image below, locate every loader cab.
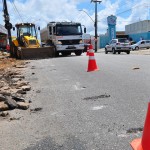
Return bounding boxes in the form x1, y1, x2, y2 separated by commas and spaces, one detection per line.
15, 23, 37, 46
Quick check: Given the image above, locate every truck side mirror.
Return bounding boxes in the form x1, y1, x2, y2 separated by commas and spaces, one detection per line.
84, 28, 86, 33
13, 27, 15, 31
38, 27, 40, 30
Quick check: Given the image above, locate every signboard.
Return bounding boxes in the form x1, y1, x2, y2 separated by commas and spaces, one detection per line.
107, 15, 117, 25
107, 15, 117, 41
0, 24, 7, 34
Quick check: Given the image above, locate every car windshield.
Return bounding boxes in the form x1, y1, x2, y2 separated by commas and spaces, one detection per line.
56, 25, 82, 36
136, 41, 142, 44
118, 39, 129, 43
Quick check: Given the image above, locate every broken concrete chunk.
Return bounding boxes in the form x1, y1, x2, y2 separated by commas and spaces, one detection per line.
11, 75, 25, 79
15, 65, 26, 68
0, 102, 9, 111
0, 94, 6, 102
17, 102, 29, 110
11, 78, 22, 83
10, 89, 22, 94
13, 81, 29, 88
0, 75, 3, 79
0, 81, 5, 88
0, 90, 11, 96
12, 95, 25, 102
0, 111, 9, 117
21, 85, 31, 91
2, 86, 10, 90
5, 96, 18, 109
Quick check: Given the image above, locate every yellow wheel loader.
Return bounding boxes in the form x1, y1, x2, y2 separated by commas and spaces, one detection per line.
12, 23, 55, 59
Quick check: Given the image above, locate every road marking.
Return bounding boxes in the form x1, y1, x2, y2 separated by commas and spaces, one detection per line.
73, 82, 86, 90
92, 105, 106, 110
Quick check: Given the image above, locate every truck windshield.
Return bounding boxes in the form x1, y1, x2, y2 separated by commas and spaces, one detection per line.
56, 25, 82, 36
18, 25, 36, 37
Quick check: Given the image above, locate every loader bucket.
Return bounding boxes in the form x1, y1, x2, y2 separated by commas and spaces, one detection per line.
17, 46, 55, 59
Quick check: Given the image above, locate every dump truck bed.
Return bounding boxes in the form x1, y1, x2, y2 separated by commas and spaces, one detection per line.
17, 46, 55, 59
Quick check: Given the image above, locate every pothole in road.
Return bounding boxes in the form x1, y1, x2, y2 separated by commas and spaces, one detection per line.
126, 127, 143, 134
31, 66, 36, 69
30, 107, 43, 113
83, 94, 110, 101
50, 69, 56, 71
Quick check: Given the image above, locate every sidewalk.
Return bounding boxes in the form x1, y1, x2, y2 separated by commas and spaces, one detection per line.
131, 49, 150, 55
97, 48, 150, 55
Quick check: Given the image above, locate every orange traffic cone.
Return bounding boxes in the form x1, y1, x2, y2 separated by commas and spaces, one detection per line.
87, 44, 99, 72
86, 45, 89, 56
130, 102, 150, 150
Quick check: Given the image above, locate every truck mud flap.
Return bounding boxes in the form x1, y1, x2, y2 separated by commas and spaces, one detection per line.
18, 47, 55, 59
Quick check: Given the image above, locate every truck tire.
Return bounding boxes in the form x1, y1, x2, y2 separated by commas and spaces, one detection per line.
126, 51, 130, 54
12, 44, 18, 58
112, 48, 116, 54
62, 52, 71, 56
75, 50, 82, 56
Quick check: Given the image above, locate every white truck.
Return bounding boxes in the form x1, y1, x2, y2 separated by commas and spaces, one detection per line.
40, 21, 86, 56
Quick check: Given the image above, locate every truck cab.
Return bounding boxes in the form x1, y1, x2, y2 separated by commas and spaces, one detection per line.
41, 22, 86, 56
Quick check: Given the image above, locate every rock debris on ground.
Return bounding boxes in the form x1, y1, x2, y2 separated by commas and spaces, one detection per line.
0, 55, 31, 118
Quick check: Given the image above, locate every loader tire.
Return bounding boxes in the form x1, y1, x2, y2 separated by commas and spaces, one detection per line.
54, 47, 59, 57
12, 44, 18, 59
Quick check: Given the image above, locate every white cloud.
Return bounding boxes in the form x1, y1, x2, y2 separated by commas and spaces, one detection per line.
0, 0, 150, 36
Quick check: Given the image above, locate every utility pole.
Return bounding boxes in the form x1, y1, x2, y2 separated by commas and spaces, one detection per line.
2, 0, 13, 57
91, 0, 102, 52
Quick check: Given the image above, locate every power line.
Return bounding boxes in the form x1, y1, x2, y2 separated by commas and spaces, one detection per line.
11, 0, 24, 22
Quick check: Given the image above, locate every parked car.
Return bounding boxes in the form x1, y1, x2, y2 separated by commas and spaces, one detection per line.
105, 38, 131, 54
131, 40, 150, 50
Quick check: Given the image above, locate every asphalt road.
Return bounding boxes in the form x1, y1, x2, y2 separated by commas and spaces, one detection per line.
1, 52, 150, 150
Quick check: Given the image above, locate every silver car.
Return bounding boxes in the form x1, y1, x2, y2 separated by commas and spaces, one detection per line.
105, 38, 131, 54
131, 40, 150, 50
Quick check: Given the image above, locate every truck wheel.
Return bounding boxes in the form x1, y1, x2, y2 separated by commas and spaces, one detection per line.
112, 48, 116, 54
62, 52, 71, 56
118, 52, 121, 54
75, 50, 82, 56
126, 51, 130, 54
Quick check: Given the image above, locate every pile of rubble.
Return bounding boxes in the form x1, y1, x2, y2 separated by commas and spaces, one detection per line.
0, 59, 31, 117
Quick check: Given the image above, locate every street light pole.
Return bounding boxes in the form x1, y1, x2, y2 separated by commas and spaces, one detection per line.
78, 10, 95, 23
91, 0, 102, 52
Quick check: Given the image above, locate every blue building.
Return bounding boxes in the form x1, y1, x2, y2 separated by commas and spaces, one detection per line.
99, 20, 150, 48
125, 20, 150, 42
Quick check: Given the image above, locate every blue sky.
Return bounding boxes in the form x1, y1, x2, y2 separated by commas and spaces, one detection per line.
0, 0, 150, 35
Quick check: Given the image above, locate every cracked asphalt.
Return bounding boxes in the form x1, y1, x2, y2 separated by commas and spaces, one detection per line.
0, 52, 150, 150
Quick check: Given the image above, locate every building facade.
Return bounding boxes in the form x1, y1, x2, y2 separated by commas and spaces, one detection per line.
0, 24, 7, 49
125, 20, 150, 43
